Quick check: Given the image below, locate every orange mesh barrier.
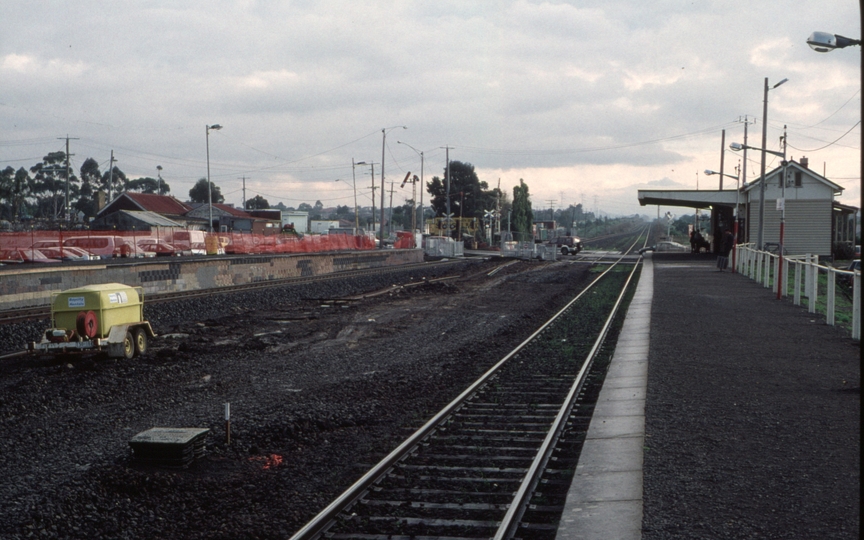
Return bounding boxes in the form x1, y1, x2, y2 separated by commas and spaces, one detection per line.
0, 231, 381, 260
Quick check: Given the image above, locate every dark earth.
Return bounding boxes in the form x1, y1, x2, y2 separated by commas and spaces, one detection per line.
0, 258, 596, 539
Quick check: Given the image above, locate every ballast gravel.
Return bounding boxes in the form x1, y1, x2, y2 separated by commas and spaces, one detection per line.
0, 258, 593, 539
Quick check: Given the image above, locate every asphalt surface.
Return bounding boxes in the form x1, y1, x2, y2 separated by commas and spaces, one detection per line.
641, 252, 860, 539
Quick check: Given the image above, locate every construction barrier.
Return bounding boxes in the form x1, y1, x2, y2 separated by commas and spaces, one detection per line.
0, 230, 381, 260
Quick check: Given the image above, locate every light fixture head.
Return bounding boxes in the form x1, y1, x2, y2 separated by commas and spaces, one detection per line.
729, 142, 745, 152
208, 124, 223, 131
773, 78, 788, 89
704, 169, 716, 176
807, 31, 861, 52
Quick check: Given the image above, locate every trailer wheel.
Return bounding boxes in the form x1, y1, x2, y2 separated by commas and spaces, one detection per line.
134, 328, 148, 356
122, 331, 135, 360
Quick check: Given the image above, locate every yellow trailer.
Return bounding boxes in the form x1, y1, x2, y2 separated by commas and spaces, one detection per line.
30, 283, 156, 359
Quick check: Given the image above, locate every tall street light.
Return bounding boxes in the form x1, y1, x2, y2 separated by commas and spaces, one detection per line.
356, 161, 376, 234
380, 126, 407, 244
705, 167, 742, 272
205, 124, 222, 233
745, 78, 787, 250
807, 30, 862, 267
398, 141, 424, 233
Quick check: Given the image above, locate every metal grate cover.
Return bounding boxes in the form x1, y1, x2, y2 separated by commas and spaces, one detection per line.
129, 427, 210, 467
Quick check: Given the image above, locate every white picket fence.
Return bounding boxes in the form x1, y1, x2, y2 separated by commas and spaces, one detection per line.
734, 243, 860, 340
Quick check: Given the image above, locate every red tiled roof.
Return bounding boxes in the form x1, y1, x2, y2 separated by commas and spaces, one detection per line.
125, 193, 193, 215
213, 203, 253, 218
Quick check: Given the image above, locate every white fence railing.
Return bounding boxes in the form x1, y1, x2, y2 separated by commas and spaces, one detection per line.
734, 243, 860, 340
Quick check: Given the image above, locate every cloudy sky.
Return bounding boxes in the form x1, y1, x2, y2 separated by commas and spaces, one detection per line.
1, 1, 860, 218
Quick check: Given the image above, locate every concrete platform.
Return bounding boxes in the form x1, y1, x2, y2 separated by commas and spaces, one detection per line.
556, 255, 653, 540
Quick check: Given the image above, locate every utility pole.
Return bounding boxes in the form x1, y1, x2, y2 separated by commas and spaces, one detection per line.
387, 181, 396, 235
547, 200, 556, 222
157, 166, 163, 195
736, 115, 754, 243
441, 146, 453, 237
58, 135, 78, 224
106, 150, 116, 204
370, 163, 377, 235
239, 176, 248, 209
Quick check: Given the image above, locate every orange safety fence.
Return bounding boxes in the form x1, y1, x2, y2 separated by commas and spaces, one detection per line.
0, 230, 384, 260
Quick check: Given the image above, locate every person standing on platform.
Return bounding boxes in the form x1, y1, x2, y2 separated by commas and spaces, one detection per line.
717, 229, 734, 271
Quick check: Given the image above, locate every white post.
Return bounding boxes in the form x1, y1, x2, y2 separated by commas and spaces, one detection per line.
808, 257, 819, 314
794, 260, 802, 306
827, 269, 836, 326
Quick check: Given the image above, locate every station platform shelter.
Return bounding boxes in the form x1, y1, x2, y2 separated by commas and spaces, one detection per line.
638, 157, 857, 260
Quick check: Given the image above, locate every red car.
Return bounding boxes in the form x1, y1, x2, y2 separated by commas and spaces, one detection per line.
0, 248, 61, 264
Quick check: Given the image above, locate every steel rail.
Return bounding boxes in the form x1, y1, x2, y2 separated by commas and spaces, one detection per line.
288, 255, 634, 540
495, 252, 643, 539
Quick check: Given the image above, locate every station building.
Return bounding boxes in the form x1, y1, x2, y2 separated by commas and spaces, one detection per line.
638, 157, 858, 260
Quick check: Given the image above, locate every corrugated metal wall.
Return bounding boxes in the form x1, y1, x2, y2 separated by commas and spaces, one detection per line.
751, 199, 831, 256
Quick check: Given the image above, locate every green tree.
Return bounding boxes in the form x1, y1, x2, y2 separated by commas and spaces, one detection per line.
189, 178, 224, 204
101, 165, 127, 199
297, 202, 313, 212
126, 177, 162, 194
512, 179, 533, 238
245, 195, 270, 210
75, 158, 103, 218
427, 161, 492, 221
30, 151, 77, 220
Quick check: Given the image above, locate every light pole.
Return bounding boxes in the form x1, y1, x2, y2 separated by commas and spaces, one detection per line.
157, 165, 163, 195
807, 30, 862, 266
380, 126, 407, 244
398, 141, 424, 233
205, 124, 222, 233
705, 167, 742, 272
753, 78, 787, 250
351, 159, 361, 232
355, 161, 376, 234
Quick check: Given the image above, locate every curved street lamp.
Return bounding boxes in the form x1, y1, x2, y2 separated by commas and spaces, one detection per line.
729, 77, 786, 251
380, 126, 407, 243
730, 129, 790, 299
807, 29, 862, 277
205, 124, 222, 233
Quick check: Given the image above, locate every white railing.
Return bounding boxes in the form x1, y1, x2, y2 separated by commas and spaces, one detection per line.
734, 243, 860, 340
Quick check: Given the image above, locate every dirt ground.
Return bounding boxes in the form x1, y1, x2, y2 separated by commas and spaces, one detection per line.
0, 258, 594, 539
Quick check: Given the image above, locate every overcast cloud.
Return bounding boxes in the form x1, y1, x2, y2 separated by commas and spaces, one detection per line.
1, 1, 859, 217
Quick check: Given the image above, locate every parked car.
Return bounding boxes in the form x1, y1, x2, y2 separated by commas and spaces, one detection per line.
38, 246, 98, 262
30, 241, 99, 261
136, 238, 179, 257
63, 236, 127, 259
0, 248, 61, 264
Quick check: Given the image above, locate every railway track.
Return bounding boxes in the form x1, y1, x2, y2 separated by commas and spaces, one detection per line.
289, 243, 643, 540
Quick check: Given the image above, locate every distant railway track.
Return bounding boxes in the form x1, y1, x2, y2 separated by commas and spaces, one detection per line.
288, 239, 644, 540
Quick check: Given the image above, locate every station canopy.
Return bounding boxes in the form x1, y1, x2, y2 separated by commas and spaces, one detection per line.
637, 189, 739, 210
